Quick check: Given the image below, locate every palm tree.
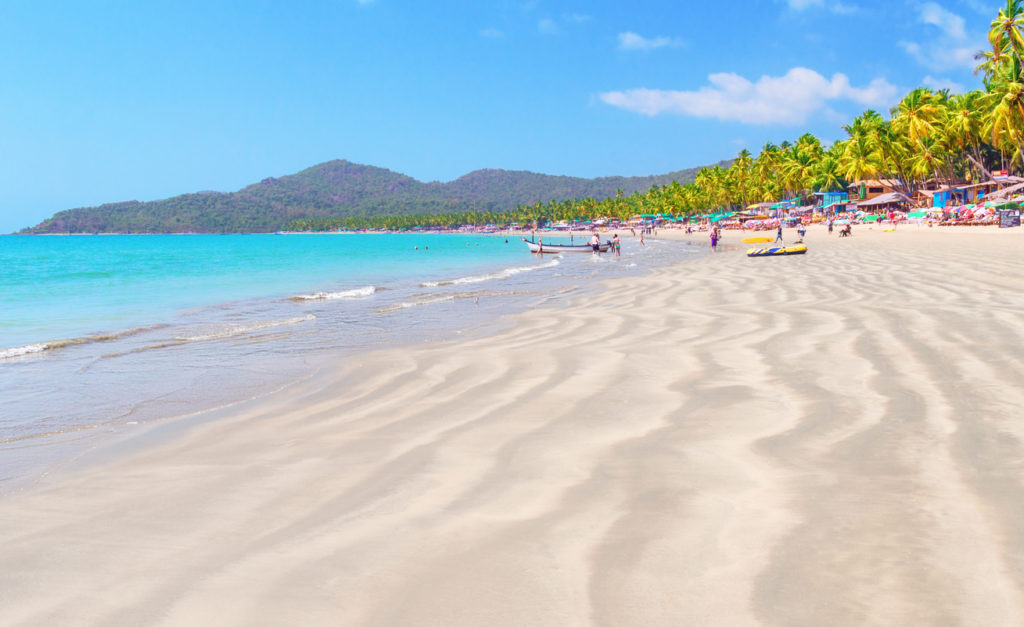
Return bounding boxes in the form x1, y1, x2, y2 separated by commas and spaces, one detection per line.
891, 88, 944, 145
986, 54, 1024, 166
838, 135, 881, 185
811, 149, 846, 193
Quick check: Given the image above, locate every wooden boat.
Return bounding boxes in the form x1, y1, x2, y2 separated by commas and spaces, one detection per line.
746, 244, 808, 257
524, 239, 611, 253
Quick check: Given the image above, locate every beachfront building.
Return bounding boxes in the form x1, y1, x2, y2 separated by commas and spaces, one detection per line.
855, 191, 912, 213
814, 191, 849, 213
848, 179, 901, 203
931, 177, 1024, 207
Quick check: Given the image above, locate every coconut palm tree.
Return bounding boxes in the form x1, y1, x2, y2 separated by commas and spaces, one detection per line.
811, 147, 846, 193
986, 54, 1024, 166
945, 90, 993, 179
838, 135, 881, 185
891, 88, 945, 145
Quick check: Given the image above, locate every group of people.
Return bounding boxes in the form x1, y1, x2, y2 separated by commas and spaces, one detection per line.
590, 232, 622, 256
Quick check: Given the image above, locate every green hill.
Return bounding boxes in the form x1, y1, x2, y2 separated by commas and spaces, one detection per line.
21, 159, 725, 234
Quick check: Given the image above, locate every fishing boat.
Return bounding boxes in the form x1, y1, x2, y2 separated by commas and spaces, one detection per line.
523, 239, 611, 253
746, 244, 808, 257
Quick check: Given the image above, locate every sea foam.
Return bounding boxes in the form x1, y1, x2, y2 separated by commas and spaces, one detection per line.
0, 325, 168, 361
290, 286, 377, 301
174, 315, 316, 342
420, 258, 560, 287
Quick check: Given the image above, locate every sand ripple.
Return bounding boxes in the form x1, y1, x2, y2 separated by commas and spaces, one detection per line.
1, 227, 1023, 625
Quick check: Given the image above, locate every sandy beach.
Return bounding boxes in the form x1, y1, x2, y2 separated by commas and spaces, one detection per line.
2, 225, 1024, 625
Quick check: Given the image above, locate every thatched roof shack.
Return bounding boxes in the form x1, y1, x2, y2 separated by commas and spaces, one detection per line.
932, 177, 1024, 207
854, 191, 912, 211
980, 181, 1024, 203
848, 179, 901, 202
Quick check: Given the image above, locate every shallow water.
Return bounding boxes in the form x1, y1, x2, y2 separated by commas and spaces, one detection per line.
0, 232, 700, 490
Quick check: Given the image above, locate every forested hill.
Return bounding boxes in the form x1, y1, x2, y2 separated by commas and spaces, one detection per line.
20, 159, 726, 234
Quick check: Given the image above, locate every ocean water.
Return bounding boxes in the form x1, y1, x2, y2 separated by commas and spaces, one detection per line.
0, 232, 697, 490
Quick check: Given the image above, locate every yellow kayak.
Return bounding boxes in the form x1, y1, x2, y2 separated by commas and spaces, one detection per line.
746, 244, 808, 257
742, 236, 774, 243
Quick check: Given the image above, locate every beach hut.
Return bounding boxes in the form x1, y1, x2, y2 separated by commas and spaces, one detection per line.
814, 191, 849, 213
848, 179, 901, 203
854, 191, 911, 212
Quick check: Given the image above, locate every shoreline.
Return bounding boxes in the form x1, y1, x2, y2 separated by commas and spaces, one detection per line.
0, 233, 696, 494
2, 226, 1024, 624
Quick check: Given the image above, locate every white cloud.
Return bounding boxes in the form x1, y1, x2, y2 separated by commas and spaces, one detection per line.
599, 67, 899, 125
565, 13, 592, 23
922, 75, 966, 92
787, 0, 858, 12
900, 40, 977, 71
960, 0, 997, 15
901, 3, 983, 71
617, 32, 684, 51
538, 18, 558, 34
479, 27, 503, 38
921, 2, 967, 38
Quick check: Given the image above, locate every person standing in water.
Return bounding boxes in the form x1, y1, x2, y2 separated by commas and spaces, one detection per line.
612, 234, 621, 256
589, 231, 601, 254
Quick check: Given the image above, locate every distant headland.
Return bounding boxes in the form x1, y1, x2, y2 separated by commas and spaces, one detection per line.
19, 159, 726, 234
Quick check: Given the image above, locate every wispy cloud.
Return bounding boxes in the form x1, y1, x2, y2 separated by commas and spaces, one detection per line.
537, 18, 558, 34
900, 2, 983, 71
617, 32, 684, 51
599, 67, 899, 125
786, 0, 858, 13
923, 75, 966, 92
959, 0, 997, 15
920, 2, 966, 38
479, 27, 503, 38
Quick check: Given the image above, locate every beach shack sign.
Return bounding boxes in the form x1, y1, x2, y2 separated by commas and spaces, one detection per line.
999, 207, 1021, 228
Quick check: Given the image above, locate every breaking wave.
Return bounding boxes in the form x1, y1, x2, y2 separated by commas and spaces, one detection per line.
289, 285, 377, 301
173, 315, 316, 342
0, 325, 168, 361
420, 258, 560, 287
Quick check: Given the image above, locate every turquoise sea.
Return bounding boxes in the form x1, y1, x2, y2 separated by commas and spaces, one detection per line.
0, 232, 694, 490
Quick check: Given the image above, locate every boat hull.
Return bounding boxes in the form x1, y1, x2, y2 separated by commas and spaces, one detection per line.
524, 240, 611, 253
746, 244, 808, 257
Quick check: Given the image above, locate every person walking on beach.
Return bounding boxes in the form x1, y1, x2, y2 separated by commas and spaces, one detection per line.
639, 231, 645, 246
612, 234, 621, 256
798, 223, 806, 241
775, 224, 784, 243
828, 219, 834, 235
710, 228, 718, 251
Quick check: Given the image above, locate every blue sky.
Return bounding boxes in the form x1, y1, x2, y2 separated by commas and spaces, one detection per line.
0, 0, 998, 232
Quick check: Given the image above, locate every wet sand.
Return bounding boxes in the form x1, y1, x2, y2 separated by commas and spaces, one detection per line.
2, 225, 1023, 625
